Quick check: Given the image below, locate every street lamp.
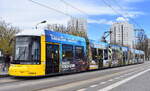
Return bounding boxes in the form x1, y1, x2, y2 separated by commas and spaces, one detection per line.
35, 20, 47, 29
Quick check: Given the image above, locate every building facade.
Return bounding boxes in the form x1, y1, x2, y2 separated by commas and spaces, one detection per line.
110, 22, 134, 48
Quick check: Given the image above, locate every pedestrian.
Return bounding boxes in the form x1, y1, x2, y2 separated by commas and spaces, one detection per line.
2, 51, 10, 72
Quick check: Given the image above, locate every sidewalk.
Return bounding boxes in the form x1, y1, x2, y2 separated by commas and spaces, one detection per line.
0, 64, 9, 78
0, 71, 8, 78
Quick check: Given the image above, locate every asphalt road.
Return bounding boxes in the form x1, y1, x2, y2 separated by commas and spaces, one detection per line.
0, 61, 150, 91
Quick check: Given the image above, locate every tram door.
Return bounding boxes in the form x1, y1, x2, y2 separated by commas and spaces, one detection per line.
46, 44, 59, 74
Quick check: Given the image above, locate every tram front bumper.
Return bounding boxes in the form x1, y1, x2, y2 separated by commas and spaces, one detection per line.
9, 65, 45, 77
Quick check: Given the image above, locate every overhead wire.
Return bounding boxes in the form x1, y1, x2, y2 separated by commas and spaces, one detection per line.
60, 0, 89, 18
111, 0, 142, 29
28, 0, 73, 17
101, 0, 129, 22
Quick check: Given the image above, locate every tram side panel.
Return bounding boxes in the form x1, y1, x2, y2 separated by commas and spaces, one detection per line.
89, 40, 110, 70
44, 30, 88, 75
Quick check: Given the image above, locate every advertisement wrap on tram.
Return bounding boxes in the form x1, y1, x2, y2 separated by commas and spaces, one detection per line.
45, 30, 88, 73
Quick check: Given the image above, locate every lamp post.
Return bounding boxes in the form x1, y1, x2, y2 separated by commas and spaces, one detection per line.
35, 20, 47, 29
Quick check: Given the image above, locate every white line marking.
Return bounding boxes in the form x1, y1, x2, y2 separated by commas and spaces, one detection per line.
98, 69, 150, 91
77, 88, 86, 91
100, 82, 107, 84
90, 84, 98, 88
108, 79, 113, 82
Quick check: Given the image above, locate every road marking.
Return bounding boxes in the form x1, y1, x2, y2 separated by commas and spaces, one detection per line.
100, 82, 107, 84
2, 64, 148, 91
108, 79, 113, 82
42, 67, 144, 91
90, 84, 98, 88
98, 69, 150, 91
77, 88, 86, 91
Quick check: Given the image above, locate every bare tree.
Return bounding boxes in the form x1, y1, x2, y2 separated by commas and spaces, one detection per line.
135, 29, 148, 60
46, 18, 88, 38
67, 17, 87, 37
0, 20, 20, 55
46, 24, 68, 33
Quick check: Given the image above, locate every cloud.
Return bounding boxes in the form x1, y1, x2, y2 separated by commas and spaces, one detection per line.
0, 0, 145, 30
116, 17, 129, 22
88, 19, 114, 25
124, 11, 145, 18
0, 0, 117, 30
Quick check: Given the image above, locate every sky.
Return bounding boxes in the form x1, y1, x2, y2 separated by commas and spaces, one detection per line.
1, 0, 150, 40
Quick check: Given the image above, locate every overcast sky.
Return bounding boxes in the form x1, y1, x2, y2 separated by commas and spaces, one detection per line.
1, 0, 150, 40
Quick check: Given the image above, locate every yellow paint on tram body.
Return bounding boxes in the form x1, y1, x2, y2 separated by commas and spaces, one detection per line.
40, 35, 46, 75
9, 64, 45, 76
41, 35, 46, 62
9, 36, 46, 76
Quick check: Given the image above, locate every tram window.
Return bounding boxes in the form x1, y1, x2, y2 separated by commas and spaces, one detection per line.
75, 46, 84, 59
92, 48, 97, 60
62, 45, 73, 61
13, 36, 40, 64
112, 49, 116, 60
123, 52, 127, 60
31, 38, 40, 62
135, 54, 138, 58
98, 49, 103, 60
104, 49, 108, 60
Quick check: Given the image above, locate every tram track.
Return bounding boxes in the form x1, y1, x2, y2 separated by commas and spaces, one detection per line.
0, 62, 148, 86
0, 62, 149, 91
36, 63, 150, 91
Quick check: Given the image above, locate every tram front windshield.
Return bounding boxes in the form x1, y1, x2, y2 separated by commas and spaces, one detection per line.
12, 36, 40, 64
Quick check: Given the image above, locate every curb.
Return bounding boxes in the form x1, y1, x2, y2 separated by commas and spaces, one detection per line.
0, 74, 9, 78
0, 72, 9, 78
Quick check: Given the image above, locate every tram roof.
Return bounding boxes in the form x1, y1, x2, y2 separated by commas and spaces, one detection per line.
129, 48, 144, 54
16, 29, 85, 39
139, 50, 145, 54
16, 29, 45, 36
109, 44, 121, 50
89, 40, 108, 49
45, 30, 86, 45
122, 46, 128, 51
16, 29, 86, 46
